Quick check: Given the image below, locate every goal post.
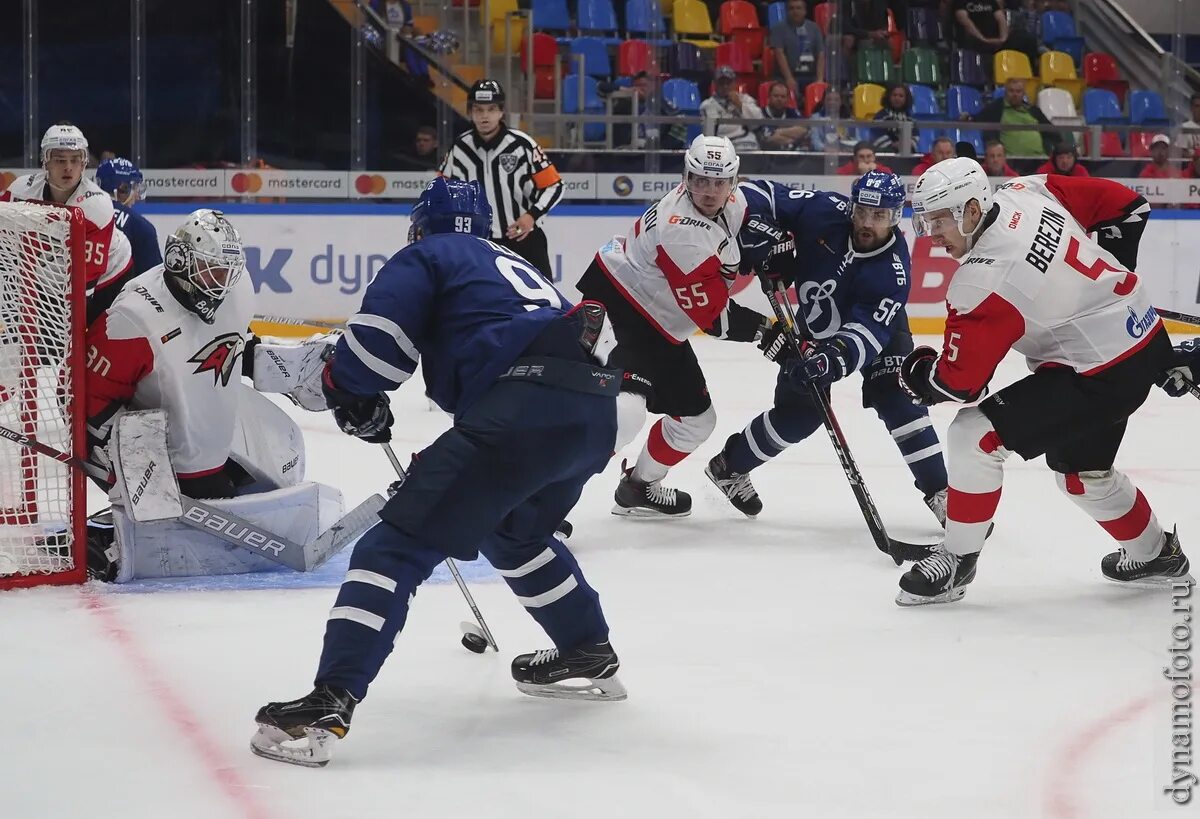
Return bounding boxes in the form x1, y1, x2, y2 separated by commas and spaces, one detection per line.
0, 201, 88, 589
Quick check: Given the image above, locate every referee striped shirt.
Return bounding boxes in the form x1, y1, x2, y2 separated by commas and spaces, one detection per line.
439, 125, 565, 239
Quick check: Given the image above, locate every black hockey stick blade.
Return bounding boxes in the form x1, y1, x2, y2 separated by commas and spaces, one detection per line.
887, 537, 938, 562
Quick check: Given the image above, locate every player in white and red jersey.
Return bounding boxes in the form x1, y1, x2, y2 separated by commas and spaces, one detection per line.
0, 123, 134, 323
576, 136, 768, 517
895, 158, 1189, 605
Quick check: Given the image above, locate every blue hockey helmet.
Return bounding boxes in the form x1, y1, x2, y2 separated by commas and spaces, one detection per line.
850, 170, 905, 227
408, 177, 492, 244
95, 157, 146, 203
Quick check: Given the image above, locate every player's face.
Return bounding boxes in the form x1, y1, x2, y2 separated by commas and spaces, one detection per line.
850, 204, 896, 252
193, 256, 244, 297
919, 207, 970, 258
471, 103, 503, 138
46, 150, 85, 191
686, 174, 733, 217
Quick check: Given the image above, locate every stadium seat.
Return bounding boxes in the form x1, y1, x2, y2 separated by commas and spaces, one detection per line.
669, 41, 705, 79
994, 49, 1038, 96
757, 80, 798, 110
1129, 89, 1169, 127
1037, 87, 1079, 121
625, 0, 672, 43
767, 1, 786, 28
902, 47, 941, 86
951, 49, 987, 87
909, 84, 941, 120
562, 74, 607, 142
812, 2, 832, 35
853, 83, 886, 119
1082, 88, 1127, 124
618, 39, 655, 76
886, 9, 904, 63
946, 128, 985, 156
946, 84, 983, 120
662, 77, 703, 113
1082, 129, 1126, 158
804, 81, 828, 116
520, 33, 559, 98
1041, 11, 1084, 65
856, 45, 895, 86
721, 1, 765, 58
530, 0, 570, 33
1083, 52, 1129, 107
716, 41, 755, 84
906, 6, 942, 44
673, 0, 718, 47
569, 37, 612, 78
916, 128, 942, 154
578, 0, 622, 45
486, 0, 525, 54
1129, 130, 1157, 159
1038, 51, 1084, 108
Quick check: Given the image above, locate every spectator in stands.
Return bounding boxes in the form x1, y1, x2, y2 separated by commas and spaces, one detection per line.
841, 0, 891, 59
760, 81, 810, 149
872, 83, 919, 153
982, 139, 1019, 176
836, 140, 895, 175
1185, 147, 1200, 179
951, 0, 1009, 54
912, 136, 955, 175
1140, 134, 1182, 179
808, 86, 856, 151
413, 125, 440, 169
1002, 0, 1043, 68
972, 78, 1057, 157
1035, 141, 1090, 177
1174, 92, 1200, 158
770, 0, 826, 98
701, 65, 764, 151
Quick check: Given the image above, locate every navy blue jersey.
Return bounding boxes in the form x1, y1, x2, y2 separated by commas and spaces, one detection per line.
333, 234, 573, 414
112, 201, 162, 277
741, 180, 912, 373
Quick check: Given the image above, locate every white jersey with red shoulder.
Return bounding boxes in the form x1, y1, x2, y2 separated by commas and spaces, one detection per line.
1, 172, 133, 290
932, 176, 1162, 403
594, 183, 746, 342
85, 266, 254, 478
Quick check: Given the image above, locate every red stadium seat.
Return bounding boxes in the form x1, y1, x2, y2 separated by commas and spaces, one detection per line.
618, 39, 655, 75
1083, 129, 1126, 158
1083, 52, 1129, 107
715, 41, 756, 85
812, 2, 832, 35
520, 33, 559, 99
804, 80, 828, 115
1129, 130, 1156, 159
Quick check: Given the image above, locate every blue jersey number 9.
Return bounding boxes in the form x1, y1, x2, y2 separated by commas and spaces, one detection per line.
496, 255, 565, 312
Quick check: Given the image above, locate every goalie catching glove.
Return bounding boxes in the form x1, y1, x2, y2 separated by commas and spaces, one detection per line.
321, 355, 394, 443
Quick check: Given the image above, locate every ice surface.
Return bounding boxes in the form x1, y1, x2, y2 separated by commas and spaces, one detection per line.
2, 337, 1192, 819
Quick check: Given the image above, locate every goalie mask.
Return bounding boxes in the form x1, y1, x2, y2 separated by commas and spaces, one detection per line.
163, 209, 246, 324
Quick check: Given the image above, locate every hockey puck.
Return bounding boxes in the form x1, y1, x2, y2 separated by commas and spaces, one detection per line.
461, 632, 488, 653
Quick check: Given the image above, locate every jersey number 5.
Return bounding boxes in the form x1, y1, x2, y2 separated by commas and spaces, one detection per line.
1064, 236, 1137, 296
496, 256, 565, 312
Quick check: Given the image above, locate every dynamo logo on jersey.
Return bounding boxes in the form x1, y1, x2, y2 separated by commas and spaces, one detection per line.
796, 279, 841, 338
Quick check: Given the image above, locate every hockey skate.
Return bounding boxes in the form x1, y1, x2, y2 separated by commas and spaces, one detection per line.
923, 488, 947, 527
612, 461, 691, 518
896, 546, 979, 606
704, 451, 762, 517
250, 684, 358, 767
511, 641, 627, 701
1101, 528, 1192, 587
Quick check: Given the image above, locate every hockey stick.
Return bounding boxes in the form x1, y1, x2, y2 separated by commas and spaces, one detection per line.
380, 442, 499, 653
763, 282, 931, 563
253, 314, 345, 331
1156, 308, 1200, 327
0, 422, 383, 572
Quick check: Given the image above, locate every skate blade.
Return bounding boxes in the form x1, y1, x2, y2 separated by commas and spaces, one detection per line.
1102, 571, 1195, 590
249, 724, 337, 767
610, 504, 690, 519
515, 674, 628, 702
895, 587, 968, 607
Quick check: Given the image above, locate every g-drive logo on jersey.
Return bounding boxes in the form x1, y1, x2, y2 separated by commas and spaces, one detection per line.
1126, 305, 1158, 338
189, 332, 246, 386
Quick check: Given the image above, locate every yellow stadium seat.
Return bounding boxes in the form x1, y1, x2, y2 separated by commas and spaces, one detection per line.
674, 0, 718, 47
491, 17, 526, 54
482, 0, 518, 25
853, 83, 886, 120
994, 49, 1039, 97
1039, 50, 1084, 108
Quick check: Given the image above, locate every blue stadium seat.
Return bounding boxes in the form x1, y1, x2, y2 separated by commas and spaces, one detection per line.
1041, 11, 1084, 65
909, 84, 941, 120
569, 37, 612, 77
563, 74, 607, 141
625, 0, 672, 44
1082, 88, 1127, 124
578, 0, 622, 45
946, 84, 983, 120
946, 128, 985, 155
916, 128, 942, 154
768, 1, 786, 28
1129, 89, 1169, 127
662, 77, 702, 113
531, 0, 571, 32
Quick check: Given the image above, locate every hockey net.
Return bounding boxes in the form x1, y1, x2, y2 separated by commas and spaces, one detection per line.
0, 201, 87, 589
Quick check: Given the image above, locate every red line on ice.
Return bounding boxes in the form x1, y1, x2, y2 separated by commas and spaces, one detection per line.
83, 592, 276, 819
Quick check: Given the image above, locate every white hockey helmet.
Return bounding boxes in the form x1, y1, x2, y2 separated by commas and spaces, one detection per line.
163, 209, 246, 323
684, 135, 740, 180
40, 123, 89, 165
910, 156, 992, 238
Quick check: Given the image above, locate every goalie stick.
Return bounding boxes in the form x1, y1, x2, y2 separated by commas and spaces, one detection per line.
762, 281, 933, 563
0, 421, 383, 572
253, 314, 345, 331
380, 442, 500, 653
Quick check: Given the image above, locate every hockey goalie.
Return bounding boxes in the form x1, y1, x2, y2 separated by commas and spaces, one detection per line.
84, 209, 357, 582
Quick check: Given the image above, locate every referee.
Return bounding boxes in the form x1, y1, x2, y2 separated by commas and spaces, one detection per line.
440, 79, 564, 280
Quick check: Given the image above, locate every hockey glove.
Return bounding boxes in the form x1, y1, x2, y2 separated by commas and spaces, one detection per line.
321, 360, 394, 443
1157, 337, 1200, 398
898, 346, 940, 406
758, 321, 796, 364
787, 336, 852, 389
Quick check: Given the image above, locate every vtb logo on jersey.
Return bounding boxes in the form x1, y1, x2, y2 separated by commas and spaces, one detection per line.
189, 332, 245, 387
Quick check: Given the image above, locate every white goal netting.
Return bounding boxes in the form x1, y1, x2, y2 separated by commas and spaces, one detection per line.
0, 201, 85, 587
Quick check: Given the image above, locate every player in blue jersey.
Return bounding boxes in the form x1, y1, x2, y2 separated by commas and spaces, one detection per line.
704, 172, 950, 522
95, 157, 162, 279
251, 179, 632, 768
1158, 338, 1200, 398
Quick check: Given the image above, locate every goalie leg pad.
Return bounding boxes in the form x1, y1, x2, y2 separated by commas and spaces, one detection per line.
110, 481, 346, 582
